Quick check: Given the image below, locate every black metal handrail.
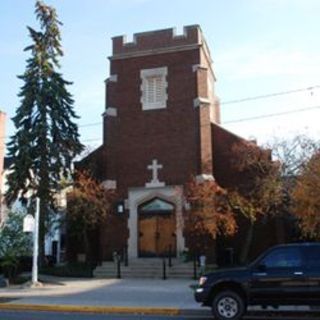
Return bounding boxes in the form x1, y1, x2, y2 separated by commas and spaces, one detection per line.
193, 254, 198, 280
162, 257, 167, 280
116, 255, 121, 279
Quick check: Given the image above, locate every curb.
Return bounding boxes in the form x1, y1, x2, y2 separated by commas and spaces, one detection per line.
0, 303, 181, 316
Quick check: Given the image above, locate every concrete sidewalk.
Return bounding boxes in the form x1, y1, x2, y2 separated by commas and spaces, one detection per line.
0, 276, 207, 316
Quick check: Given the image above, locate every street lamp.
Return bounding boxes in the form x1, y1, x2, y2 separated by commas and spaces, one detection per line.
23, 197, 41, 286
32, 197, 40, 286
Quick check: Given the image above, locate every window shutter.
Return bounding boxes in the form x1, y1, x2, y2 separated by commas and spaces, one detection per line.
146, 76, 163, 104
146, 77, 154, 104
155, 76, 163, 103
141, 67, 167, 110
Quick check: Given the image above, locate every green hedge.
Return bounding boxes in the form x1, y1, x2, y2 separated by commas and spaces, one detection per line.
40, 262, 93, 278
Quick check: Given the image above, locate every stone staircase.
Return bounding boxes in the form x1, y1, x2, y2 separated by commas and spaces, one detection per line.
93, 258, 195, 279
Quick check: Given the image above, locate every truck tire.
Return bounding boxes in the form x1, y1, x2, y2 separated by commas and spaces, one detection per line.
212, 290, 246, 320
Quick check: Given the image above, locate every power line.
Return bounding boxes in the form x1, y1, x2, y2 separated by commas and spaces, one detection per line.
3, 86, 320, 144
79, 122, 102, 128
76, 86, 320, 128
80, 104, 320, 140
77, 103, 320, 129
5, 86, 320, 133
2, 104, 319, 143
221, 85, 320, 105
224, 105, 320, 124
82, 138, 102, 143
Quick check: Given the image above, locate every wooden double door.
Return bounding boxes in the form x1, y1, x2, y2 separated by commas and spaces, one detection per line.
138, 212, 176, 257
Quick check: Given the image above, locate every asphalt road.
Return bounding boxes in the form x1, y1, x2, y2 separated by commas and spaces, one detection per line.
0, 310, 320, 320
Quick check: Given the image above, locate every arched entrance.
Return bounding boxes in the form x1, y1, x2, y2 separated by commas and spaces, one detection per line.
138, 197, 176, 257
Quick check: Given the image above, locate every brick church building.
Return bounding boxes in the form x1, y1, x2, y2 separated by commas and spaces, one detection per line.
75, 25, 285, 263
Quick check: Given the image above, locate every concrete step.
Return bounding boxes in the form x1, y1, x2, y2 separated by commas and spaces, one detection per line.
94, 259, 194, 279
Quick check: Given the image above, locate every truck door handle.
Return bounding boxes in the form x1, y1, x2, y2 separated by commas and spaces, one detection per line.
294, 271, 303, 275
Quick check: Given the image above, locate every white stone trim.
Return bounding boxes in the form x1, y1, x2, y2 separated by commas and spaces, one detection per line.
141, 66, 167, 78
122, 34, 138, 46
110, 44, 200, 61
105, 75, 118, 83
140, 67, 168, 110
196, 174, 215, 183
102, 107, 117, 117
118, 25, 195, 44
172, 26, 188, 38
109, 74, 118, 82
101, 179, 117, 189
145, 181, 165, 188
193, 97, 211, 108
192, 64, 208, 72
192, 64, 200, 72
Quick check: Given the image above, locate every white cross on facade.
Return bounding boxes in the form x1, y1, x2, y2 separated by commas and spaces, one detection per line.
145, 159, 165, 188
148, 159, 162, 182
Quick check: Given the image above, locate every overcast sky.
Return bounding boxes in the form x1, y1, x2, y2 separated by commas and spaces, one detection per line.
1, 0, 320, 151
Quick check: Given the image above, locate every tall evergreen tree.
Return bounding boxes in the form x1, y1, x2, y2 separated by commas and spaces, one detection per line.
6, 1, 83, 262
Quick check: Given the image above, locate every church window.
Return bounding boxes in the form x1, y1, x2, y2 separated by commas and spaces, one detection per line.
140, 67, 168, 110
139, 197, 174, 214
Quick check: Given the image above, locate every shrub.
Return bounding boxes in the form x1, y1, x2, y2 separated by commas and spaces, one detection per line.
0, 211, 32, 282
40, 262, 93, 278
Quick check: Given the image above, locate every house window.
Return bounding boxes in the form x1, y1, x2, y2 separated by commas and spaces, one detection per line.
140, 67, 167, 110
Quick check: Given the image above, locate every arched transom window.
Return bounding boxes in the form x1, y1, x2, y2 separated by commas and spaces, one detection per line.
139, 197, 174, 214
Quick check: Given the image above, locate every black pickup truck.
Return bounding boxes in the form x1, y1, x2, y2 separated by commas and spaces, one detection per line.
195, 242, 320, 320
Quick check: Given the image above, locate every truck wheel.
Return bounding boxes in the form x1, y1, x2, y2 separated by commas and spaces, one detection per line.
212, 290, 245, 320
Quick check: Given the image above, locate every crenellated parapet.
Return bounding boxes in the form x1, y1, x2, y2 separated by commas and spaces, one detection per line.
111, 25, 204, 59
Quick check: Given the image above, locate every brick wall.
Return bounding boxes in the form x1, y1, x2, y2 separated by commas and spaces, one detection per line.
105, 50, 205, 197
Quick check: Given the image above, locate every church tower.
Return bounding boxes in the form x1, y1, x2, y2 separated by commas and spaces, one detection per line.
100, 25, 220, 259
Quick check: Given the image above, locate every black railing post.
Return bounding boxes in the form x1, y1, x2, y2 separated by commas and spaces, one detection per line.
124, 245, 128, 267
168, 245, 172, 267
117, 256, 121, 279
162, 258, 167, 280
193, 254, 197, 280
